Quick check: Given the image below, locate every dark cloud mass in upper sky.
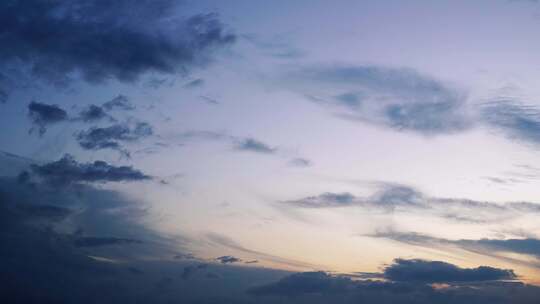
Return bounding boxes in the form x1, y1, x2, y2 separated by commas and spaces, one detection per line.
0, 0, 235, 86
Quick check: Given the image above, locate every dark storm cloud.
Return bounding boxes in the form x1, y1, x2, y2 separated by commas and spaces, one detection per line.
370, 230, 540, 262
481, 99, 540, 145
28, 101, 68, 136
76, 122, 153, 155
235, 138, 276, 154
0, 0, 236, 86
30, 154, 151, 185
102, 95, 135, 111
384, 258, 516, 283
283, 183, 540, 222
216, 255, 241, 264
291, 65, 472, 135
74, 237, 142, 248
0, 153, 225, 303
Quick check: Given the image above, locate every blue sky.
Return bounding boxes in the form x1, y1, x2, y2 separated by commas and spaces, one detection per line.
3, 1, 540, 303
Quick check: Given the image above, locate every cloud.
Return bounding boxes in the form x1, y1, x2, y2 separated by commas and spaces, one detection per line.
77, 95, 136, 123
199, 95, 219, 105
78, 104, 109, 122
285, 192, 357, 208
334, 92, 363, 109
73, 237, 142, 248
282, 184, 423, 210
0, 154, 243, 303
245, 260, 259, 264
215, 255, 241, 264
16, 204, 72, 222
1, 156, 539, 304
183, 78, 204, 88
481, 99, 540, 145
289, 65, 472, 135
248, 271, 350, 296
235, 138, 276, 154
205, 232, 317, 269
288, 158, 312, 167
469, 238, 540, 258
30, 154, 151, 185
102, 95, 135, 111
177, 131, 281, 155
248, 260, 533, 304
0, 0, 235, 86
283, 183, 540, 222
370, 230, 540, 263
384, 258, 516, 283
28, 101, 68, 136
181, 265, 197, 279
76, 122, 153, 155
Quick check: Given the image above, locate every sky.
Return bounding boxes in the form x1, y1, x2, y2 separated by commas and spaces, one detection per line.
3, 0, 540, 303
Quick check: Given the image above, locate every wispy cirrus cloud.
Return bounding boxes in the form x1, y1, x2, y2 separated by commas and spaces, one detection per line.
287, 65, 472, 135
481, 99, 540, 146
287, 64, 540, 151
174, 130, 312, 165
369, 230, 540, 265
282, 183, 540, 223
